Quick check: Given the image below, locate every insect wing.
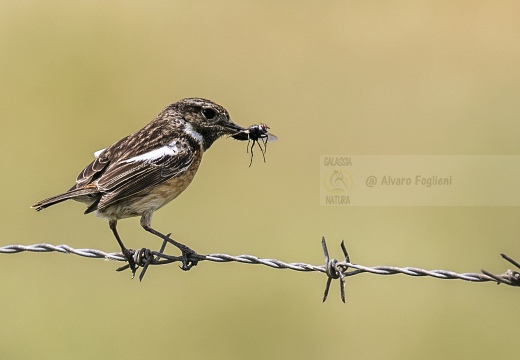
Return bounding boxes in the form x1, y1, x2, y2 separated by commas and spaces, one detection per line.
265, 132, 278, 142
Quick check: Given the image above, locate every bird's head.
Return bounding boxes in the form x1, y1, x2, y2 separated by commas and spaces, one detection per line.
174, 98, 246, 150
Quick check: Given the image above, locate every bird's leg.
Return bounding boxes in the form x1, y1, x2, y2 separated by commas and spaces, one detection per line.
140, 213, 198, 271
109, 220, 137, 277
142, 226, 199, 271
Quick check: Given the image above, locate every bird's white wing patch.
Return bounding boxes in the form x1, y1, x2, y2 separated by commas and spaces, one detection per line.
93, 148, 106, 158
123, 141, 180, 163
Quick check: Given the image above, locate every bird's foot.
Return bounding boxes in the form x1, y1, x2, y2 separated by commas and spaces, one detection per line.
116, 247, 138, 278
178, 244, 199, 271
141, 225, 200, 271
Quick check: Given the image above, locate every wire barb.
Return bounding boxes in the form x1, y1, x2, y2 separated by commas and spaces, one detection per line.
322, 237, 349, 303
481, 253, 520, 286
1, 238, 518, 302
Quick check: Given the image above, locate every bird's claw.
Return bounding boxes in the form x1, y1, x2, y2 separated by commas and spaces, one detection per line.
179, 246, 199, 271
116, 248, 137, 278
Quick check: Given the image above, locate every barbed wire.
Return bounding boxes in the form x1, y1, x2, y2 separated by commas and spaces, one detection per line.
1, 237, 518, 302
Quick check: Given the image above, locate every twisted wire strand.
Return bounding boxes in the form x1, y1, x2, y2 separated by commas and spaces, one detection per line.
204, 253, 325, 272
0, 243, 125, 261
1, 242, 517, 287
341, 263, 489, 282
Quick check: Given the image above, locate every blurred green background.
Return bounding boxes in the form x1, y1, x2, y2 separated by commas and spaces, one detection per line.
1, 1, 519, 359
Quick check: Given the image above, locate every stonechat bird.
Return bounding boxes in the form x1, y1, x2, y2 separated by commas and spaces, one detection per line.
32, 98, 248, 275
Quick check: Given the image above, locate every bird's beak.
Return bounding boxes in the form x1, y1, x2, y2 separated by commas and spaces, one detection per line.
221, 120, 246, 136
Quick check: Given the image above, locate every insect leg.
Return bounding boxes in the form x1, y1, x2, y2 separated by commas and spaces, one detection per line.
249, 139, 258, 167
259, 136, 268, 163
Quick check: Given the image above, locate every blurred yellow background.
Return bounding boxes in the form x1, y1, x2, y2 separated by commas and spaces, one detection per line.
1, 1, 519, 359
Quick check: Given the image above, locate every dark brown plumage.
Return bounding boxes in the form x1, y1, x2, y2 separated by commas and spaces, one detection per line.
32, 98, 246, 276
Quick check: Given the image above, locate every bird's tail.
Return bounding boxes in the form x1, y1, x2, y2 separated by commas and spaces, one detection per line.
32, 187, 98, 211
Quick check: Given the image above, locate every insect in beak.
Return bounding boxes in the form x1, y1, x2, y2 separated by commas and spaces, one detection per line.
231, 124, 278, 167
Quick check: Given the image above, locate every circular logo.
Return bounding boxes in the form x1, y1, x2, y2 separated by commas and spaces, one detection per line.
322, 169, 353, 193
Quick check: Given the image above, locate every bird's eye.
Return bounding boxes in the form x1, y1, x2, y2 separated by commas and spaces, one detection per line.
201, 108, 217, 120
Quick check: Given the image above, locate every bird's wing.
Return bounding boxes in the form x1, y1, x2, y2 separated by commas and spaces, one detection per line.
86, 138, 198, 212
72, 136, 130, 189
